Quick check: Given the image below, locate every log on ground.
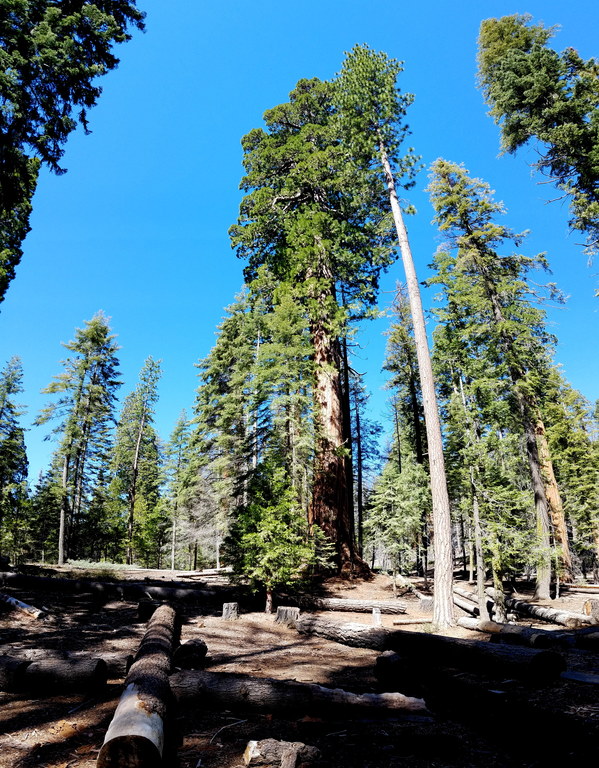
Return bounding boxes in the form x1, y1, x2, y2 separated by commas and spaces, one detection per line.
296, 616, 565, 683
304, 597, 407, 614
485, 588, 595, 628
457, 617, 559, 649
97, 603, 178, 768
296, 616, 388, 650
2, 648, 132, 679
0, 591, 46, 619
0, 655, 107, 692
170, 669, 428, 715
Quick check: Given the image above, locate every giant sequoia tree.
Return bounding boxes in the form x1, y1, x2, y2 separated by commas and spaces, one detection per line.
230, 78, 395, 572
477, 14, 599, 257
0, 0, 144, 302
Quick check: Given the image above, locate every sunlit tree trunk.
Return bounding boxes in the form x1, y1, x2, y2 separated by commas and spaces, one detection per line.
380, 142, 454, 628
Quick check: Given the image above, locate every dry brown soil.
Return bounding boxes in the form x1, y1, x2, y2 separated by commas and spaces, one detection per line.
1, 569, 598, 767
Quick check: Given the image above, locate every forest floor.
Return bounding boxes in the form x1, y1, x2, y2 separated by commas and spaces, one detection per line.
1, 567, 598, 767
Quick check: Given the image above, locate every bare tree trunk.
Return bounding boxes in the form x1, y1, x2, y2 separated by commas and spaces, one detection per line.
379, 143, 454, 628
536, 418, 572, 579
127, 411, 146, 565
471, 484, 489, 622
58, 454, 69, 566
354, 391, 364, 557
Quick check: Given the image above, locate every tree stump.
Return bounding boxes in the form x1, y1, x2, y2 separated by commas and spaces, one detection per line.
276, 607, 300, 626
223, 602, 239, 620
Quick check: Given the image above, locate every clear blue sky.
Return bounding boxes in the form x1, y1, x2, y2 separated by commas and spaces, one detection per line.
1, 0, 597, 480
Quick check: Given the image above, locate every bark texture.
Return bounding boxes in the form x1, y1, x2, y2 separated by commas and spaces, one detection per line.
304, 597, 407, 614
97, 603, 178, 768
170, 669, 428, 714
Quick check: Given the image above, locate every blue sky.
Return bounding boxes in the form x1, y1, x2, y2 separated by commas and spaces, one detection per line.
1, 0, 597, 479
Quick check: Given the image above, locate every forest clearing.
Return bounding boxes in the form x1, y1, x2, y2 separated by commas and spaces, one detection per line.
1, 4, 599, 767
1, 566, 598, 768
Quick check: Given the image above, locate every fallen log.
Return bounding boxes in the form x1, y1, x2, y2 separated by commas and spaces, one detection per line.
170, 669, 428, 714
453, 595, 479, 616
305, 597, 407, 614
562, 584, 599, 594
0, 591, 46, 619
0, 571, 230, 604
457, 617, 559, 649
0, 655, 107, 692
296, 616, 388, 650
486, 588, 595, 628
2, 648, 132, 679
97, 603, 178, 768
391, 618, 433, 626
296, 616, 565, 683
453, 586, 479, 603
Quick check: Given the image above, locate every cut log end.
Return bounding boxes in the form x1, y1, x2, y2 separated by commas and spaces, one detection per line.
97, 734, 162, 768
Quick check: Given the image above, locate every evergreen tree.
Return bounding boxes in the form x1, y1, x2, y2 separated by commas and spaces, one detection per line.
224, 461, 333, 612
111, 356, 163, 565
164, 410, 192, 570
337, 45, 454, 626
348, 369, 381, 557
0, 0, 144, 301
0, 356, 28, 560
230, 76, 395, 572
365, 450, 430, 580
36, 312, 121, 563
477, 14, 599, 257
428, 159, 569, 597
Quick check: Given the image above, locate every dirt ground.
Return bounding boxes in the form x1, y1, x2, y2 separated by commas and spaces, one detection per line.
1, 568, 598, 767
